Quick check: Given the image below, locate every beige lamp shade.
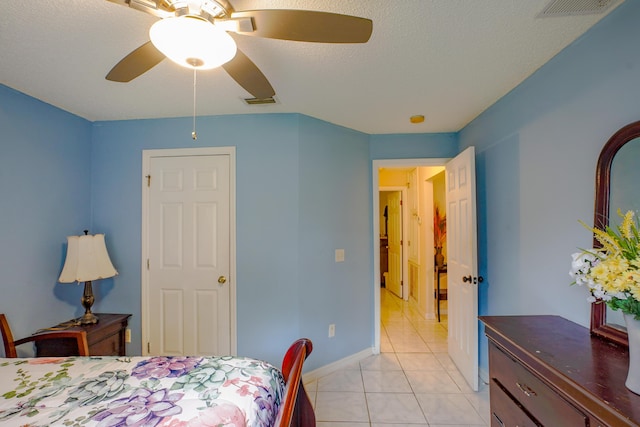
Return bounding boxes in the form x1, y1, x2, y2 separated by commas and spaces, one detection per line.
59, 234, 118, 283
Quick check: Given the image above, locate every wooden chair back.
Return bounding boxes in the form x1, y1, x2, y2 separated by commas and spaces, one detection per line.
0, 314, 89, 358
0, 314, 17, 357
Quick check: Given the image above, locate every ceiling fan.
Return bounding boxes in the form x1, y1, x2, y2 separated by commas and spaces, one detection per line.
106, 0, 373, 99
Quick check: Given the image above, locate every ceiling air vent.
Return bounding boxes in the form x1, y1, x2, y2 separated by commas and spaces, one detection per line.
539, 0, 622, 17
243, 96, 277, 105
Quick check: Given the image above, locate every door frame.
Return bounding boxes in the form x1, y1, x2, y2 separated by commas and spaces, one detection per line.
372, 158, 450, 353
141, 147, 237, 356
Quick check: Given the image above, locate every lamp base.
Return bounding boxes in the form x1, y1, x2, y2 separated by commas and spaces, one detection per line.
80, 281, 99, 325
79, 312, 98, 325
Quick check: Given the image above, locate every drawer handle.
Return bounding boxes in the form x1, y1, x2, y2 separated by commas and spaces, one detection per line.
516, 382, 537, 397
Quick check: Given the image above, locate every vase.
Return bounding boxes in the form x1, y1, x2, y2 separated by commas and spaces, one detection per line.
435, 247, 445, 269
624, 313, 640, 395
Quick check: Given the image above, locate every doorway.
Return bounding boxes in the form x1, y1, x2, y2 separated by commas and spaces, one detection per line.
372, 158, 449, 353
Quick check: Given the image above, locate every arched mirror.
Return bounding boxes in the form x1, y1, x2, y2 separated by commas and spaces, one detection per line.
592, 120, 640, 347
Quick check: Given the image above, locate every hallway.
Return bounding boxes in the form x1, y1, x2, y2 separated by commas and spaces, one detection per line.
307, 287, 490, 426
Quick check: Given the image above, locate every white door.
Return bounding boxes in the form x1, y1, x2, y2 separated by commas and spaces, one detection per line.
146, 152, 232, 356
387, 191, 403, 298
446, 146, 479, 391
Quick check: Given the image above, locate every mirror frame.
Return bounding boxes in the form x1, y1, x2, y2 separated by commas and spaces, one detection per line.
591, 120, 640, 347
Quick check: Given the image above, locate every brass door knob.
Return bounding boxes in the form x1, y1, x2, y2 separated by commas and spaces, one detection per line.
218, 276, 227, 284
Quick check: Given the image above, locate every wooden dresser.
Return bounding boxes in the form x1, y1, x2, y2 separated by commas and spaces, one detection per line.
480, 315, 640, 427
35, 313, 131, 357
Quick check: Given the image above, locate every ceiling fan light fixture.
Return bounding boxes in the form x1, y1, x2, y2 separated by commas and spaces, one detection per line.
149, 15, 237, 70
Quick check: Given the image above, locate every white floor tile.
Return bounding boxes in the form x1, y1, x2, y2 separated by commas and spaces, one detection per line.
404, 370, 462, 394
434, 352, 457, 371
317, 369, 364, 393
315, 391, 370, 423
415, 393, 486, 425
317, 423, 370, 427
366, 392, 427, 424
371, 424, 428, 427
396, 352, 443, 371
360, 353, 402, 371
317, 369, 364, 392
362, 370, 412, 393
311, 288, 488, 426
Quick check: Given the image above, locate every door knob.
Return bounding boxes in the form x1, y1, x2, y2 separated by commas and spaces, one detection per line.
218, 276, 227, 284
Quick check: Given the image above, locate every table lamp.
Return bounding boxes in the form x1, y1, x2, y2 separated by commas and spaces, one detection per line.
58, 231, 118, 325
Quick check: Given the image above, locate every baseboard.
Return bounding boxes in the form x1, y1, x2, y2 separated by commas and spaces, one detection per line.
302, 347, 374, 384
479, 366, 489, 385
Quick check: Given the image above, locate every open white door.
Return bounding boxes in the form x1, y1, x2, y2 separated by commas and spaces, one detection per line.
446, 146, 479, 391
387, 191, 403, 299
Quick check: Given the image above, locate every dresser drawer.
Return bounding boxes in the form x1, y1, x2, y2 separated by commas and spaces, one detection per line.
489, 343, 587, 427
490, 381, 538, 427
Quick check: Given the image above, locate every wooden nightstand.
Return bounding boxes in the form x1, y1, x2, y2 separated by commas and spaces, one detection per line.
35, 313, 131, 357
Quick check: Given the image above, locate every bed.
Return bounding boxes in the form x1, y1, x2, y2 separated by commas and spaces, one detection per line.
0, 338, 314, 427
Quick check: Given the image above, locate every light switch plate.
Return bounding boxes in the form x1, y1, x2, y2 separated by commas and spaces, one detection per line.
335, 249, 345, 262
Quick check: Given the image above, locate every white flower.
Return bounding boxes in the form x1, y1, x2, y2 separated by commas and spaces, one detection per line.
571, 210, 640, 318
570, 251, 600, 286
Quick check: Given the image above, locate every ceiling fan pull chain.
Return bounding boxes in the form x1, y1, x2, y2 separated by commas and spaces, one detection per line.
192, 67, 198, 141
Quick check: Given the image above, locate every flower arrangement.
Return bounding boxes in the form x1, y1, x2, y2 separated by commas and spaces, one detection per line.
434, 205, 446, 248
570, 209, 640, 319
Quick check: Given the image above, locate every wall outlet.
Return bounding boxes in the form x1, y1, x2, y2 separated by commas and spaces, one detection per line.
328, 324, 335, 338
125, 328, 131, 343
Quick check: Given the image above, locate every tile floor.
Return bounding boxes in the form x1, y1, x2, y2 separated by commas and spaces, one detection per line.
305, 287, 490, 426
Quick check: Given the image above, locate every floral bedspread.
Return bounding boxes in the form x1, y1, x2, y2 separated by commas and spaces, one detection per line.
0, 355, 285, 427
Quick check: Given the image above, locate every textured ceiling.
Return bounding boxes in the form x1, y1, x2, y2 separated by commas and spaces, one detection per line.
0, 0, 622, 134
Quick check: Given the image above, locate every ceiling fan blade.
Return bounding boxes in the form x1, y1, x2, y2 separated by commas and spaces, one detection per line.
106, 0, 174, 18
222, 49, 275, 99
230, 9, 372, 43
106, 41, 166, 82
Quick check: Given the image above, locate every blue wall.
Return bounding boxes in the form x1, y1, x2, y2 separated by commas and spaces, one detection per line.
3, 0, 640, 376
370, 133, 458, 159
298, 115, 372, 362
0, 85, 92, 346
461, 0, 640, 370
89, 113, 374, 370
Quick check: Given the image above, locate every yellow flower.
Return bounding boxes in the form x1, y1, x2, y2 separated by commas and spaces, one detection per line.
573, 210, 640, 317
582, 221, 621, 255
620, 209, 635, 240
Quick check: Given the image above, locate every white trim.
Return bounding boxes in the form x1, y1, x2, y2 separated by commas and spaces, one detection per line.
302, 347, 374, 384
141, 146, 237, 355
372, 158, 449, 354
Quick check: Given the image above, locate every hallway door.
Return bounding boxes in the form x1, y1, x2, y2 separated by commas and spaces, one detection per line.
387, 191, 403, 298
446, 146, 479, 391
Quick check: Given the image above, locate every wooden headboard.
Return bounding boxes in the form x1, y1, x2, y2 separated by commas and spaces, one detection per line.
275, 338, 315, 427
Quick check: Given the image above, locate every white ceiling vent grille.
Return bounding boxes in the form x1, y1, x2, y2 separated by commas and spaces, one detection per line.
539, 0, 622, 17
